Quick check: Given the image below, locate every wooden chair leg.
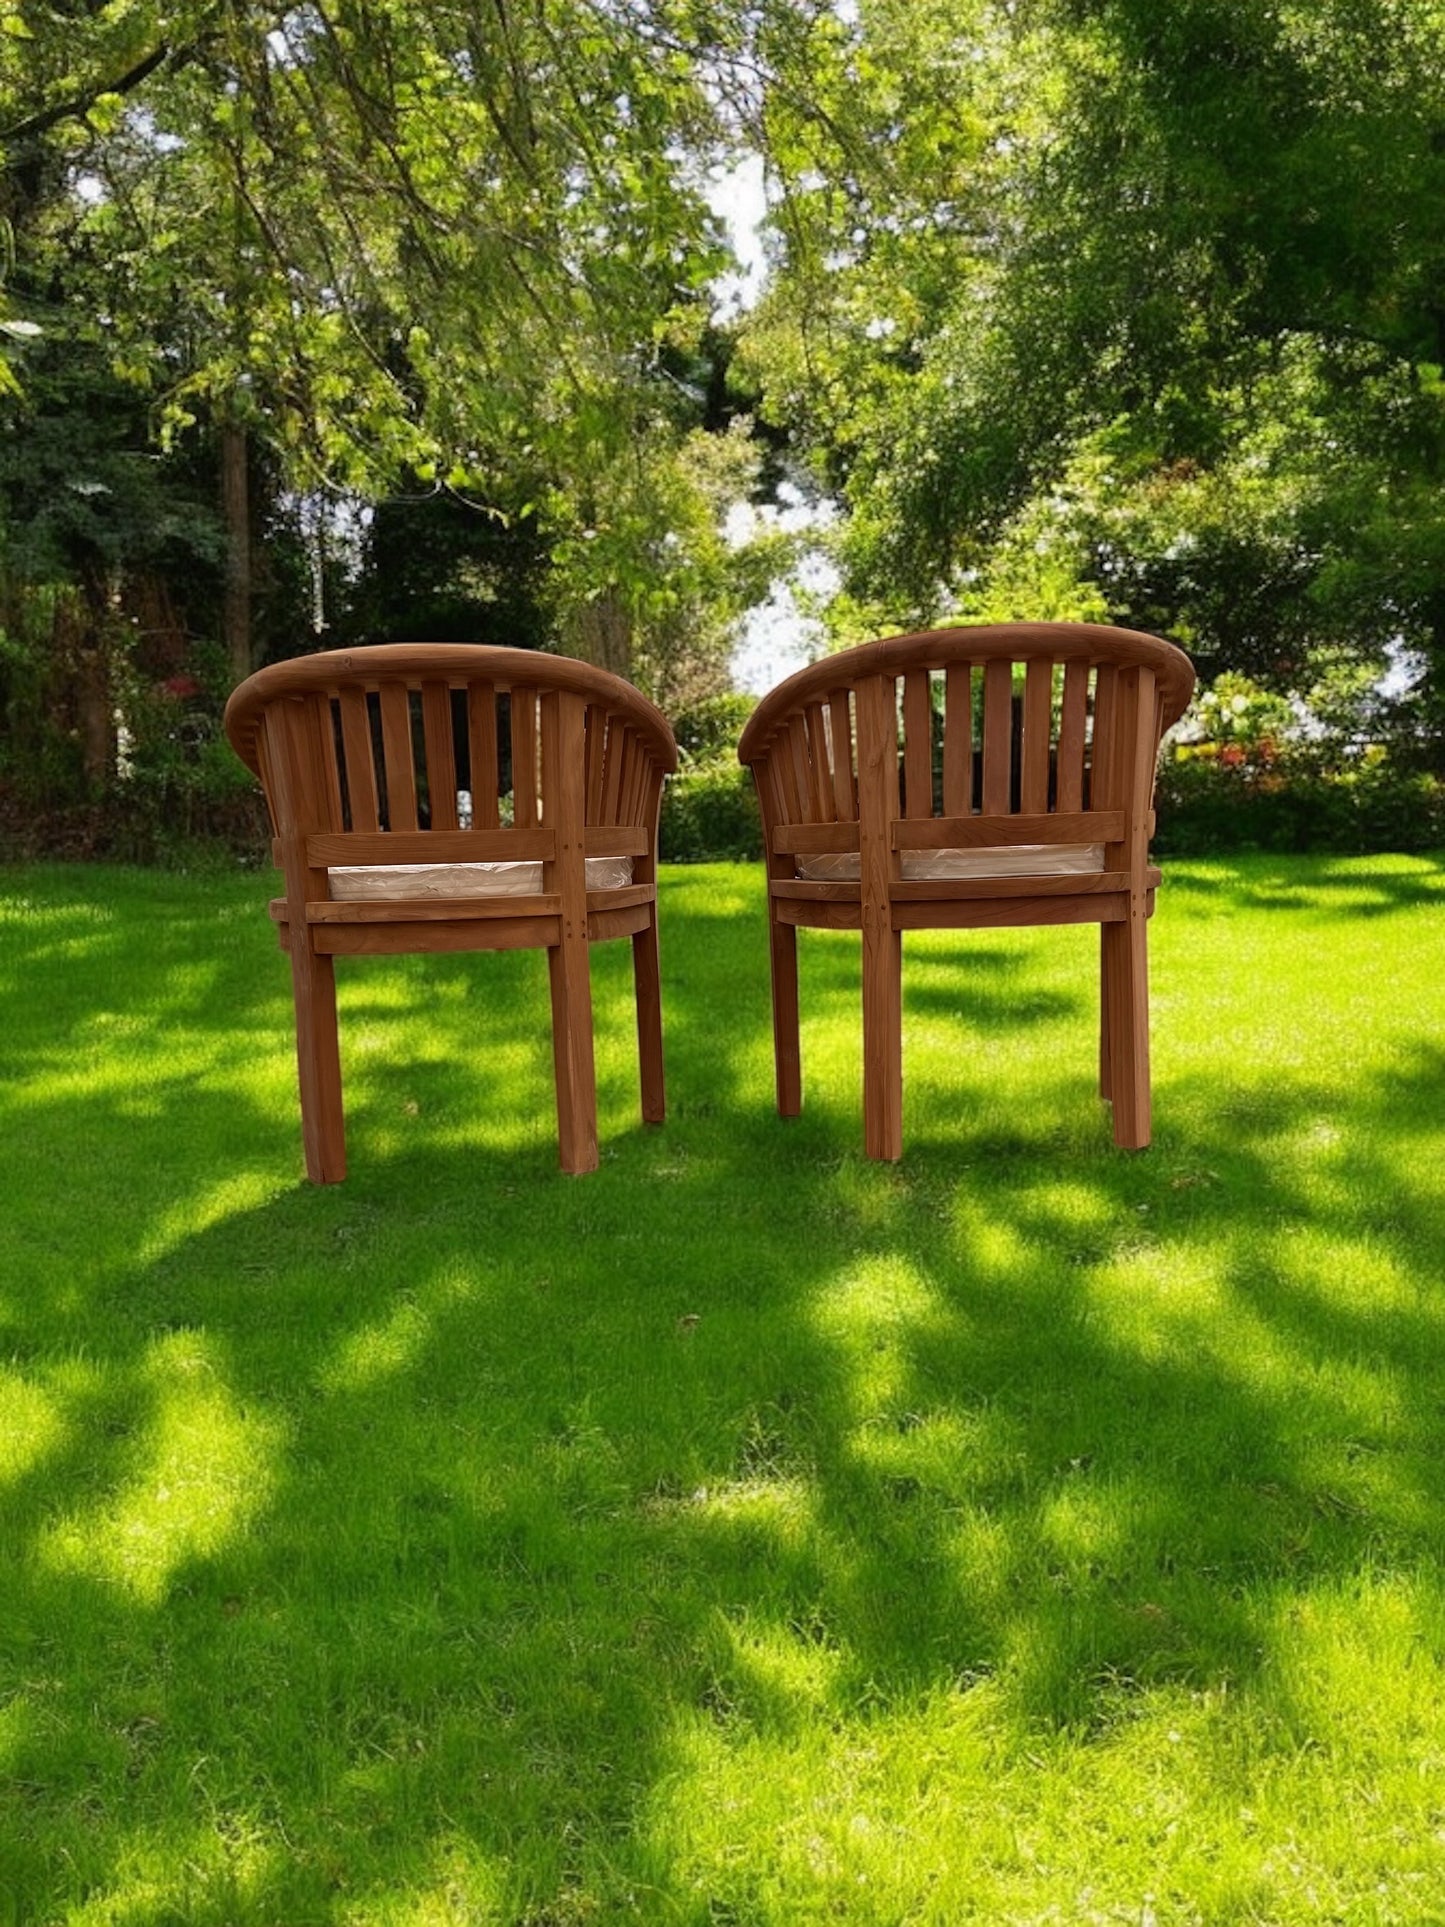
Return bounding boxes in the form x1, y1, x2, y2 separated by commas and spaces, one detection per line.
1098, 922, 1112, 1101
632, 916, 665, 1125
1102, 911, 1151, 1149
290, 942, 346, 1183
548, 932, 599, 1174
769, 910, 802, 1117
862, 921, 903, 1161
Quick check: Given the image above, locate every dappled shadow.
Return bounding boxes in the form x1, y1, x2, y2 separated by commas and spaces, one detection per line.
1165, 853, 1445, 919
3, 855, 1445, 1917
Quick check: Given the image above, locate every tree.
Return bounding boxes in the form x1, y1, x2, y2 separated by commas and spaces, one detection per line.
0, 335, 224, 793
1, 0, 805, 818
75, 0, 782, 696
741, 0, 1445, 750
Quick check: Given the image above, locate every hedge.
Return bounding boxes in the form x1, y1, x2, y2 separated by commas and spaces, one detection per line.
1153, 756, 1445, 856
658, 760, 763, 863
7, 729, 1441, 869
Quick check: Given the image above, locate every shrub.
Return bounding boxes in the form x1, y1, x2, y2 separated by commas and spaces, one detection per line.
659, 760, 763, 863
670, 692, 758, 764
1152, 666, 1445, 854
0, 638, 272, 867
1154, 754, 1445, 856
657, 691, 763, 862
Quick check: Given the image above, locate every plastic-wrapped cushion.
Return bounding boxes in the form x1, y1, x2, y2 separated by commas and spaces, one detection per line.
328, 856, 635, 900
797, 845, 1105, 882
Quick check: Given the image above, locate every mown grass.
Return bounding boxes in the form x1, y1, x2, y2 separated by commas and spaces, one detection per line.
2, 853, 1444, 1926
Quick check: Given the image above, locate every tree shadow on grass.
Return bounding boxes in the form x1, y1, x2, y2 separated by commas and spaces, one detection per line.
3, 867, 1445, 1919
1164, 853, 1445, 918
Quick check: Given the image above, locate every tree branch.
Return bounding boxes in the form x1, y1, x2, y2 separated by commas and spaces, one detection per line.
3, 43, 173, 148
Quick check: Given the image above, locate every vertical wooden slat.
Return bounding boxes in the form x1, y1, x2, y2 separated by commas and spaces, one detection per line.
512, 686, 538, 828
1055, 657, 1090, 814
828, 689, 856, 820
618, 728, 641, 825
787, 714, 816, 821
637, 744, 655, 824
635, 732, 655, 817
614, 731, 636, 825
596, 716, 619, 824
856, 674, 903, 1162
338, 687, 379, 832
601, 720, 628, 824
763, 752, 791, 830
378, 682, 417, 831
623, 737, 648, 823
804, 703, 836, 821
637, 743, 654, 824
310, 695, 345, 831
1100, 666, 1158, 886
421, 680, 458, 830
902, 668, 933, 817
942, 661, 973, 816
467, 681, 499, 829
1090, 663, 1118, 810
584, 704, 607, 822
982, 657, 1013, 815
291, 696, 340, 833
1020, 657, 1053, 815
774, 726, 804, 822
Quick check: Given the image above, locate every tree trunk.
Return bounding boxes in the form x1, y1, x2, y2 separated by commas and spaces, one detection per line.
1425, 588, 1445, 775
221, 420, 252, 683
570, 584, 632, 680
75, 568, 116, 793
77, 654, 111, 789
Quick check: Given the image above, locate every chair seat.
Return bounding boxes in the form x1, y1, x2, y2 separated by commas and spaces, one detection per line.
329, 856, 636, 901
796, 844, 1105, 883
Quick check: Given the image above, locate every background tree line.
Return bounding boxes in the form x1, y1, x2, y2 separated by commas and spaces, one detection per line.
3, 0, 1443, 859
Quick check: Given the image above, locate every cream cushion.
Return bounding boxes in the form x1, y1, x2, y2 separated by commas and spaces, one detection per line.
797, 845, 1105, 882
329, 856, 635, 900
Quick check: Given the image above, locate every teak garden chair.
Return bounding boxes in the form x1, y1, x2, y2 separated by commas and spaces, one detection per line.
737, 622, 1196, 1156
225, 644, 678, 1180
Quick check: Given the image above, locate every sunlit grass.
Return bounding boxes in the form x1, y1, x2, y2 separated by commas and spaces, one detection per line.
1, 854, 1444, 1922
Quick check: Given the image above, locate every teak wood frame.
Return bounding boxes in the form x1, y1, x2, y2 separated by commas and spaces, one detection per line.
225, 644, 678, 1180
737, 622, 1196, 1157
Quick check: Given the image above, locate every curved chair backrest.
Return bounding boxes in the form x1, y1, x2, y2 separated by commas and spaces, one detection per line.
225, 644, 678, 1180
226, 643, 677, 856
738, 621, 1194, 870
738, 622, 1196, 1157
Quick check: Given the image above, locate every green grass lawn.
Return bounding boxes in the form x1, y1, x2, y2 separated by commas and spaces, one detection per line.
3, 854, 1445, 1926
